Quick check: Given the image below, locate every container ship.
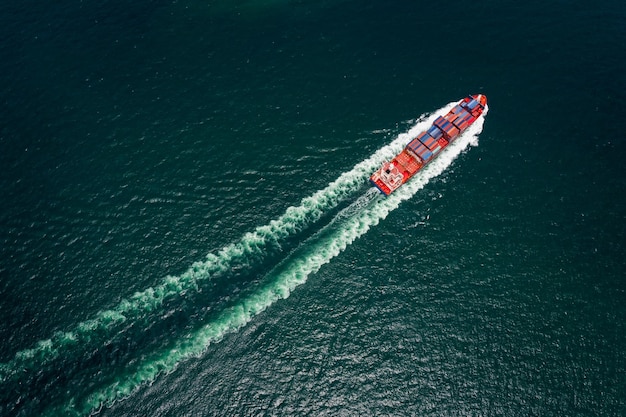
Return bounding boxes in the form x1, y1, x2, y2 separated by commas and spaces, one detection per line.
370, 94, 487, 195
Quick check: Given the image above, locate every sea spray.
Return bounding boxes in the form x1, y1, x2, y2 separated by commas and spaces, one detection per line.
0, 104, 457, 383
55, 107, 486, 416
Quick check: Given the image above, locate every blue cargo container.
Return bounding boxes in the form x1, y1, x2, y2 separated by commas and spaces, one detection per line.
407, 139, 423, 153
457, 109, 470, 118
416, 131, 431, 142
450, 112, 472, 129
451, 105, 464, 114
427, 125, 443, 139
417, 131, 437, 149
407, 139, 433, 162
370, 94, 486, 196
435, 116, 460, 138
422, 137, 437, 149
455, 120, 469, 131
434, 116, 446, 126
434, 117, 454, 132
418, 148, 433, 162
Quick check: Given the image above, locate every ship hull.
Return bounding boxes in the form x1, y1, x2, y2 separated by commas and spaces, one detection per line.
370, 95, 487, 195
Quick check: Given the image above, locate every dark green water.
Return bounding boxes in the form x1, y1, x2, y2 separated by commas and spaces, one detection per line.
1, 0, 625, 415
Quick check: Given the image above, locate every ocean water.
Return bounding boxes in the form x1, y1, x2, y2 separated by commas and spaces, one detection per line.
1, 0, 625, 416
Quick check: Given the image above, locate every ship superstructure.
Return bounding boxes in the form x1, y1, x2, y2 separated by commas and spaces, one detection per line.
370, 95, 487, 195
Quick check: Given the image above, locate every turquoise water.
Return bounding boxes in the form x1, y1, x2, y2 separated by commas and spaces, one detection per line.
1, 1, 625, 415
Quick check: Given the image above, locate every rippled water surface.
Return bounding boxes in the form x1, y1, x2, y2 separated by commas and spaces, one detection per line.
1, 0, 625, 415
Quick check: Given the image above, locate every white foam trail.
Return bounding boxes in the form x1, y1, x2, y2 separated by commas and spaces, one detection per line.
59, 107, 487, 416
0, 103, 457, 383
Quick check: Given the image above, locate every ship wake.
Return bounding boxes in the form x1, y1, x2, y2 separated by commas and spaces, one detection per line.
0, 103, 460, 386
2, 103, 486, 416
50, 106, 487, 416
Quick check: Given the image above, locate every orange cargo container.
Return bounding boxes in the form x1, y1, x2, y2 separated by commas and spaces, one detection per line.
370, 94, 487, 195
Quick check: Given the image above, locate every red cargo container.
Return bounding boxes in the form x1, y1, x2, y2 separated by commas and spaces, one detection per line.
455, 120, 469, 131
417, 132, 438, 149
451, 105, 465, 115
451, 111, 472, 130
444, 114, 459, 124
416, 131, 430, 143
445, 124, 460, 138
407, 138, 423, 154
370, 94, 487, 196
433, 116, 447, 129
435, 116, 460, 139
398, 150, 422, 174
414, 143, 432, 162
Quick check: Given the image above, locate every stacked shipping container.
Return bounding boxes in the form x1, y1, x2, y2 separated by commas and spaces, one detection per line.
407, 138, 433, 162
427, 125, 443, 140
370, 95, 486, 196
444, 104, 475, 131
434, 116, 460, 139
404, 97, 483, 165
417, 131, 437, 149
